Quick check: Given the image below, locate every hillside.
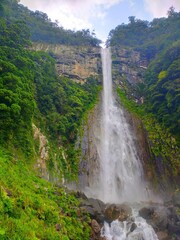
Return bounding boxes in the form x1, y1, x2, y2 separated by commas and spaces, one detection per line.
107, 8, 180, 140
0, 0, 101, 47
107, 10, 180, 186
0, 1, 101, 239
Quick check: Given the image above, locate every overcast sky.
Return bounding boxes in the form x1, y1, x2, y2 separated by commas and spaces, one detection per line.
20, 0, 180, 43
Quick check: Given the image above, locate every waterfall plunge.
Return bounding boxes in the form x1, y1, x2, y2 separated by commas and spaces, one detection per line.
78, 48, 159, 240
99, 48, 159, 240
96, 48, 148, 203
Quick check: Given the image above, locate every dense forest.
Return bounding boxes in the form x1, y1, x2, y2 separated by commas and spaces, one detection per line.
0, 0, 101, 46
0, 0, 101, 239
108, 8, 180, 141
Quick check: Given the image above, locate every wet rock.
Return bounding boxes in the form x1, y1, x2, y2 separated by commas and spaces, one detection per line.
104, 204, 131, 223
151, 208, 169, 230
91, 219, 101, 234
139, 207, 154, 220
90, 219, 105, 240
156, 231, 169, 240
80, 198, 105, 224
166, 205, 180, 235
139, 204, 180, 236
74, 191, 88, 200
130, 222, 137, 232
168, 221, 180, 235
173, 191, 180, 207
139, 206, 169, 231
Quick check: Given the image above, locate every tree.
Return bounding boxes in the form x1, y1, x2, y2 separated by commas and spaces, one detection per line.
128, 16, 136, 24
167, 6, 175, 17
0, 0, 5, 13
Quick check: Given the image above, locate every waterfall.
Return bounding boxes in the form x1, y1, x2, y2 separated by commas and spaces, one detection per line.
98, 48, 159, 240
97, 48, 148, 203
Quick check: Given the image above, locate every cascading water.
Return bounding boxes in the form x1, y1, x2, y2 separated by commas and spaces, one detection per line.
96, 48, 159, 240
101, 212, 159, 240
98, 48, 148, 203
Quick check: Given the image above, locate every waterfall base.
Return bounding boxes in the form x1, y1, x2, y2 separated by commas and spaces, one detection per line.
101, 208, 158, 240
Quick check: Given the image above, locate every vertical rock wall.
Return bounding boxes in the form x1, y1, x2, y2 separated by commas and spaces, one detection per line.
31, 43, 102, 83
111, 46, 148, 101
78, 99, 102, 193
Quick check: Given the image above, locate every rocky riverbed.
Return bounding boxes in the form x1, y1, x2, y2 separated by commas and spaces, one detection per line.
74, 191, 180, 240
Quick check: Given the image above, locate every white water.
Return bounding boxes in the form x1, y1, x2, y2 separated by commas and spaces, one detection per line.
101, 209, 159, 240
97, 48, 148, 203
99, 48, 159, 240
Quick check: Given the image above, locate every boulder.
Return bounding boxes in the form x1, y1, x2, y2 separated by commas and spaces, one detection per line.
139, 205, 180, 235
90, 219, 107, 240
91, 219, 101, 234
104, 204, 131, 223
80, 197, 105, 224
167, 205, 180, 235
139, 207, 154, 220
130, 222, 137, 232
150, 207, 169, 230
156, 231, 169, 240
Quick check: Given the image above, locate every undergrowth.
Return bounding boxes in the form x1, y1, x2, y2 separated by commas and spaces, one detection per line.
0, 149, 91, 240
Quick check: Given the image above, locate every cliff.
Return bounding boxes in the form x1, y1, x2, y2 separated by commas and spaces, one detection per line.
31, 43, 102, 84
111, 46, 148, 102
111, 46, 180, 191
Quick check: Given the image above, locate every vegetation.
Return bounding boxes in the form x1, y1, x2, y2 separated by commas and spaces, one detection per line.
0, 15, 100, 177
144, 41, 180, 140
0, 0, 101, 47
117, 88, 179, 179
108, 8, 180, 142
0, 2, 101, 238
107, 7, 180, 60
0, 149, 91, 239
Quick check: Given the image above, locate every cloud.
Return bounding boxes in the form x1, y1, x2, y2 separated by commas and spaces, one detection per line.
128, 0, 135, 8
20, 0, 122, 31
144, 0, 180, 18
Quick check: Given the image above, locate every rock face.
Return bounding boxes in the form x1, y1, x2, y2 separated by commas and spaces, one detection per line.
111, 46, 148, 101
78, 99, 102, 194
33, 124, 62, 182
31, 43, 102, 83
33, 124, 50, 180
30, 43, 102, 184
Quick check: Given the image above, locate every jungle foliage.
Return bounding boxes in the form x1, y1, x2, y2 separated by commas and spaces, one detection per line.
108, 8, 180, 141
0, 16, 100, 175
107, 7, 180, 60
0, 0, 101, 47
0, 2, 101, 238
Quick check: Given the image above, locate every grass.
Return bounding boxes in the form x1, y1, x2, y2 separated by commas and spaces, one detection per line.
0, 149, 91, 240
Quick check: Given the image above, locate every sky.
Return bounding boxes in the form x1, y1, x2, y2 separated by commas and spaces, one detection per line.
20, 0, 180, 43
